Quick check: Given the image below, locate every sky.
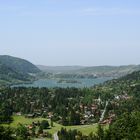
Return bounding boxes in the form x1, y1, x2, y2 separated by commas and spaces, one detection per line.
0, 0, 140, 66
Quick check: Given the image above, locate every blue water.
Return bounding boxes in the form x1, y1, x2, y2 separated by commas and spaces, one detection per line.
13, 77, 112, 88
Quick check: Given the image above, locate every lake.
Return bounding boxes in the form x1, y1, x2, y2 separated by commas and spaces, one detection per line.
13, 77, 112, 88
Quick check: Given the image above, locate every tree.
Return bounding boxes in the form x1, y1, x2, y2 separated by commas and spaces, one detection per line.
31, 126, 36, 137
0, 126, 15, 140
96, 125, 104, 140
50, 118, 54, 127
40, 120, 50, 129
16, 124, 29, 140
38, 126, 43, 134
105, 111, 140, 140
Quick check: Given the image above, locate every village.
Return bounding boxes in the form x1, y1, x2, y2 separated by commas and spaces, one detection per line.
14, 93, 132, 128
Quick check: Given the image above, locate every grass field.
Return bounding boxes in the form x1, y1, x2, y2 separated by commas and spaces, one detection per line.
4, 115, 102, 135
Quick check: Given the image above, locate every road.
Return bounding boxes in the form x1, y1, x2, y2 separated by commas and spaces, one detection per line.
54, 132, 59, 140
99, 101, 109, 122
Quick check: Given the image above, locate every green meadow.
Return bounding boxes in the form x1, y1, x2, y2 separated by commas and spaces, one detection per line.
4, 115, 99, 135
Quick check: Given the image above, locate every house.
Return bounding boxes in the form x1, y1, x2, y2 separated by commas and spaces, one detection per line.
28, 124, 33, 129
16, 112, 22, 116
115, 95, 120, 100
100, 118, 112, 125
48, 112, 53, 118
25, 114, 35, 118
91, 104, 98, 111
80, 119, 87, 125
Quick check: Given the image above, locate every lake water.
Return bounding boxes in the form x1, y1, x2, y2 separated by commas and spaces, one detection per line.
13, 77, 112, 88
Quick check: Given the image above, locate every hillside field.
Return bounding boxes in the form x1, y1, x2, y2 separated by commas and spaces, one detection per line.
4, 115, 100, 135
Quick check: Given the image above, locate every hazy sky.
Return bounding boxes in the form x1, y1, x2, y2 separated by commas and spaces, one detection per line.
0, 0, 140, 66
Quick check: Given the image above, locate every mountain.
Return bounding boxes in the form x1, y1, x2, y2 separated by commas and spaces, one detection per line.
77, 65, 140, 77
0, 55, 40, 74
37, 65, 85, 72
37, 65, 140, 79
0, 55, 41, 86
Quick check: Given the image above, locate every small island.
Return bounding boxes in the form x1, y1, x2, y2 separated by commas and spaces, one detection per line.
57, 79, 82, 84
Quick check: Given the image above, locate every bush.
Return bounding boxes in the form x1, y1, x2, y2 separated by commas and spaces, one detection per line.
40, 120, 50, 129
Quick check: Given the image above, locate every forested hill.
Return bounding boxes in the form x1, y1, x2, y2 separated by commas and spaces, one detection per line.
0, 55, 40, 74
103, 70, 140, 88
120, 70, 140, 81
0, 55, 41, 86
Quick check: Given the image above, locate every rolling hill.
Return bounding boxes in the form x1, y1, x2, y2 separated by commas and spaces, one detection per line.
0, 55, 41, 86
0, 55, 40, 74
37, 65, 85, 72
37, 65, 140, 79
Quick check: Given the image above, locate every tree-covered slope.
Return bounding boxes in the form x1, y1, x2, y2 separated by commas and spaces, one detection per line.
78, 65, 140, 77
100, 70, 140, 140
0, 63, 31, 85
0, 55, 41, 86
120, 70, 140, 81
0, 55, 40, 74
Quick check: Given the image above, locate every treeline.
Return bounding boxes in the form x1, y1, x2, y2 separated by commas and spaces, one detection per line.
58, 125, 105, 140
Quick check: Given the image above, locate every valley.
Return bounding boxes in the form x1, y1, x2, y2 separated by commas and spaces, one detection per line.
1, 0, 140, 139
0, 55, 140, 88
0, 56, 140, 140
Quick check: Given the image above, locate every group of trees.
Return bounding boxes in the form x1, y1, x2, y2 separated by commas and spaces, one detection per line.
0, 126, 15, 140
0, 87, 104, 125
58, 111, 140, 140
106, 111, 140, 140
0, 119, 52, 140
58, 125, 105, 140
15, 120, 52, 140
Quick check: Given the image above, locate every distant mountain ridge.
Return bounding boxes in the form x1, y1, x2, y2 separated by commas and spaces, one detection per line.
0, 55, 41, 86
37, 65, 85, 72
37, 65, 140, 78
0, 55, 139, 86
77, 65, 140, 77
